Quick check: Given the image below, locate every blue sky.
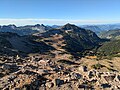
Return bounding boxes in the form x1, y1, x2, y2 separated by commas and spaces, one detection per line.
0, 0, 120, 25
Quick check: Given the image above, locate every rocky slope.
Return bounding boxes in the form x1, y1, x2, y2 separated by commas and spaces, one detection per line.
0, 49, 120, 90
0, 32, 55, 56
39, 23, 102, 57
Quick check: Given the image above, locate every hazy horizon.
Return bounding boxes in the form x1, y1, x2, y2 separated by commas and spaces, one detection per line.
1, 19, 120, 26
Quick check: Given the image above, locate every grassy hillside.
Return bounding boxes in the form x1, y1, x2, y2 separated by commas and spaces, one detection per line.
97, 40, 120, 57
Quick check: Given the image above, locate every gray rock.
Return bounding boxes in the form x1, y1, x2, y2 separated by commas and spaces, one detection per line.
101, 83, 111, 89
2, 64, 10, 70
78, 66, 87, 72
70, 72, 82, 80
117, 75, 120, 81
54, 79, 64, 87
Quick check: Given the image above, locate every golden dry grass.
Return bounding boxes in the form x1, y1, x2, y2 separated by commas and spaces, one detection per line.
80, 57, 120, 72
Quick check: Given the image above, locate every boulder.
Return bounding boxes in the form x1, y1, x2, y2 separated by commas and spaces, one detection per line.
117, 75, 120, 81
104, 75, 115, 82
70, 72, 82, 80
101, 83, 111, 89
78, 66, 87, 72
88, 70, 96, 78
53, 79, 64, 87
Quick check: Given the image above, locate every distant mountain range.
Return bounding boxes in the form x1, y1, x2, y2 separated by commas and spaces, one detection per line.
99, 29, 120, 39
0, 24, 52, 36
80, 24, 120, 34
1, 23, 120, 36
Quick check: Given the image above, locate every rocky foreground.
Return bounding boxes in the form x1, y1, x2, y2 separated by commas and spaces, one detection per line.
0, 53, 120, 90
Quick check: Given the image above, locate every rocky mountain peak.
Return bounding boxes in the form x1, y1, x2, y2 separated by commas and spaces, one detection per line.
34, 24, 41, 27
61, 23, 80, 30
